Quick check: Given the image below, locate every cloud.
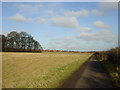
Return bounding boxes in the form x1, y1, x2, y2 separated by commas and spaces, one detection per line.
77, 30, 117, 43
37, 18, 46, 24
14, 4, 43, 14
78, 27, 92, 32
8, 13, 33, 22
99, 2, 118, 11
63, 9, 89, 17
51, 16, 79, 28
92, 2, 118, 16
93, 21, 109, 28
48, 37, 80, 51
47, 35, 116, 51
91, 9, 104, 16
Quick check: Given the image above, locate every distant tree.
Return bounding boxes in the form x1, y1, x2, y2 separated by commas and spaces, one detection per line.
0, 35, 6, 51
1, 31, 43, 52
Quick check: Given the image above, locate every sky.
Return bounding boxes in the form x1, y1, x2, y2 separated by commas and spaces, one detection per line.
1, 0, 119, 2
2, 2, 118, 51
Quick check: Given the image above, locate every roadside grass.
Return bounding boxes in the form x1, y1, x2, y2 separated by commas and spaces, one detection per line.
2, 52, 92, 88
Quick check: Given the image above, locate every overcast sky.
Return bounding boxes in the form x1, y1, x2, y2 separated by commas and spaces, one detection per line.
2, 2, 118, 51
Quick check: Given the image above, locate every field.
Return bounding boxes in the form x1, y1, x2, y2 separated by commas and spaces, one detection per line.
2, 52, 92, 88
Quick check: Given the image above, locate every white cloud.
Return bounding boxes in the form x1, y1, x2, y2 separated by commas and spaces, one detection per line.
14, 4, 43, 14
92, 2, 118, 16
48, 37, 80, 51
77, 30, 117, 43
99, 2, 118, 11
54, 37, 76, 45
91, 9, 104, 16
8, 13, 33, 22
78, 27, 92, 32
93, 21, 109, 28
47, 35, 117, 51
63, 9, 89, 17
81, 27, 92, 31
37, 18, 46, 24
51, 16, 79, 28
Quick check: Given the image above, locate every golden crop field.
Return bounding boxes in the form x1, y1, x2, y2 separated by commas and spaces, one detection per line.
2, 52, 92, 88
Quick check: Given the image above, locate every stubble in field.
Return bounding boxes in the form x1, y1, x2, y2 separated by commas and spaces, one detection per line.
2, 52, 92, 88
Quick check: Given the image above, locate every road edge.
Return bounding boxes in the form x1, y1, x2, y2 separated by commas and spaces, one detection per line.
58, 54, 93, 88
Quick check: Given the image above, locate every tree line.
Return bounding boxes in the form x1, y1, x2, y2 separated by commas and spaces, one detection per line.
0, 31, 43, 52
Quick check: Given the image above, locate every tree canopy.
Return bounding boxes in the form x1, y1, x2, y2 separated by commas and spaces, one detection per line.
0, 31, 43, 52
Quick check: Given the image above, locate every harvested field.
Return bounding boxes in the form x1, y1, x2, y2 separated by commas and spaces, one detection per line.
2, 52, 92, 88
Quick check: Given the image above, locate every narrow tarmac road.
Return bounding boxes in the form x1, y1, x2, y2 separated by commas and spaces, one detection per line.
60, 55, 115, 88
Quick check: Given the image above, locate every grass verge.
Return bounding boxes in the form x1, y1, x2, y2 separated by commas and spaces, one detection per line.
100, 60, 120, 87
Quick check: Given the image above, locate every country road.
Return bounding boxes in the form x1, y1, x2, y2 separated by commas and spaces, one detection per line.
60, 55, 115, 88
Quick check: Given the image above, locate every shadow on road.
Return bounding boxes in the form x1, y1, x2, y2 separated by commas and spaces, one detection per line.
59, 55, 115, 88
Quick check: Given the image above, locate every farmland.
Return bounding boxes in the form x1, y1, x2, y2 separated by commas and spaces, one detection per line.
2, 52, 92, 88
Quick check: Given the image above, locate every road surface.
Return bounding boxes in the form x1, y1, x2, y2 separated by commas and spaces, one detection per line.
60, 55, 115, 88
